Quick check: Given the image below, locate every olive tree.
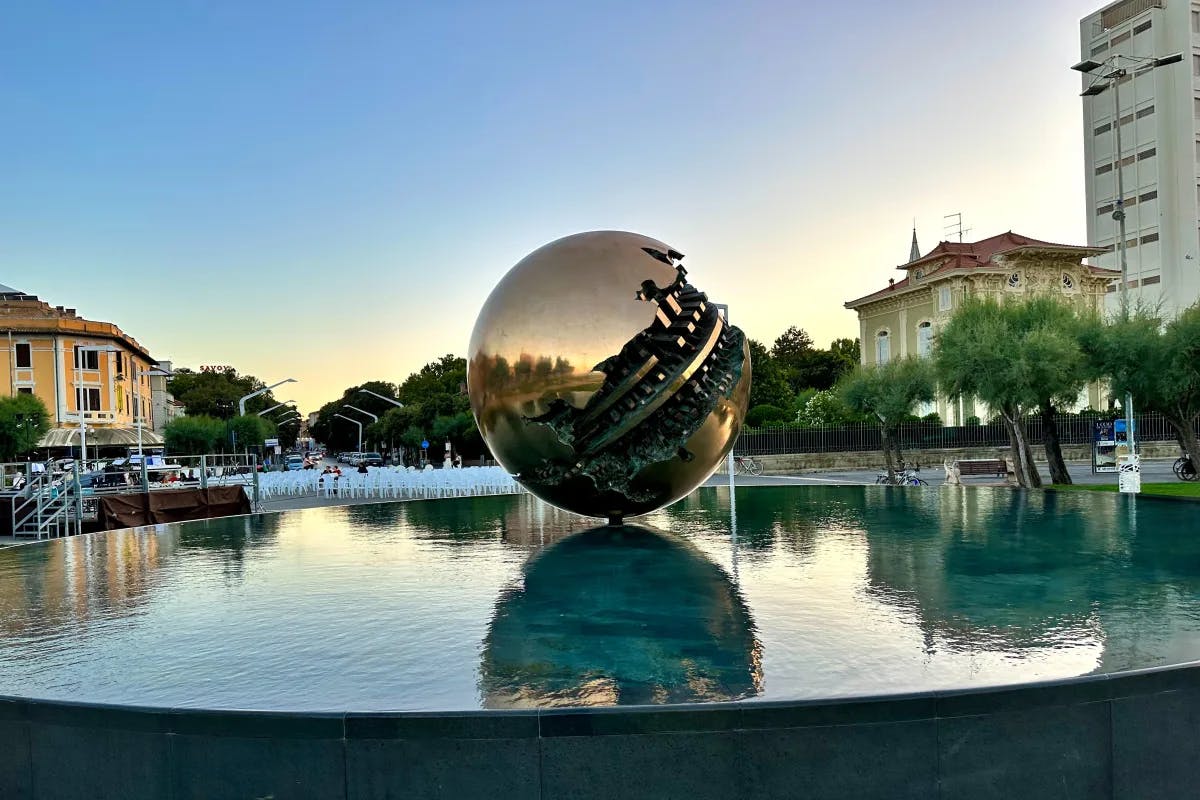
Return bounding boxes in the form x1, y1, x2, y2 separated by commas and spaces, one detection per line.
1081, 303, 1200, 466
935, 298, 1046, 488
838, 357, 935, 478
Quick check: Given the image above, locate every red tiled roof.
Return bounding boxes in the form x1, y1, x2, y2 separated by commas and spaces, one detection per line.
844, 231, 1114, 309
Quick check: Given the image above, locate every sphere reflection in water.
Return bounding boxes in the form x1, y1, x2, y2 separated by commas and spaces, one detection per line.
481, 526, 762, 708
467, 231, 751, 519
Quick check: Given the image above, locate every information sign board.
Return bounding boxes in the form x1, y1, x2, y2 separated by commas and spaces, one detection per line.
1092, 420, 1116, 473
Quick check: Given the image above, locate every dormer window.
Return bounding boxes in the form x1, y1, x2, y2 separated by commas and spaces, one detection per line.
913, 268, 924, 279
1062, 273, 1076, 291
1007, 272, 1022, 289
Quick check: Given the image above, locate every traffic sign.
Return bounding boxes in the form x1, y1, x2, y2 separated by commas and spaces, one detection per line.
421, 440, 429, 449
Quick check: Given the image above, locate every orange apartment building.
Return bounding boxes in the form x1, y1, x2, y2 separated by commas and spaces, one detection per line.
0, 282, 169, 449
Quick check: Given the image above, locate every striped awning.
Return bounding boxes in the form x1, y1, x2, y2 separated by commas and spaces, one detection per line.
38, 427, 166, 448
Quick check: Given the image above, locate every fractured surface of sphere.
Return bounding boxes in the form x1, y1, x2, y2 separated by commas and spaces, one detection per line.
467, 231, 751, 519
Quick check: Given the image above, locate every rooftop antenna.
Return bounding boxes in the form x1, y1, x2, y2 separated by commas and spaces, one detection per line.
943, 212, 971, 243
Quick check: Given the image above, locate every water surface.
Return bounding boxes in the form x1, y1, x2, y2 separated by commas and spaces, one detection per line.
0, 487, 1196, 711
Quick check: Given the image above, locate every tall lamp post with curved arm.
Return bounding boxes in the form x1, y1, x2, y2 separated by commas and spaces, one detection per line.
343, 405, 378, 455
333, 413, 363, 455
234, 378, 297, 451
1073, 50, 1182, 493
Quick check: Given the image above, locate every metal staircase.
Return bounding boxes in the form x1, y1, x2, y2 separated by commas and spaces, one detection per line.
9, 470, 79, 539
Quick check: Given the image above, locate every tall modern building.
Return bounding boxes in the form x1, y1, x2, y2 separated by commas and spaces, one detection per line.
1080, 0, 1200, 317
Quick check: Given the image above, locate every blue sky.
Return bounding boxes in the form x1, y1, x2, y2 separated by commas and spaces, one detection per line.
3, 0, 1105, 411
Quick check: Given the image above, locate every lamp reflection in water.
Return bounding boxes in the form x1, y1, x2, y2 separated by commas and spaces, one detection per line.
481, 525, 761, 708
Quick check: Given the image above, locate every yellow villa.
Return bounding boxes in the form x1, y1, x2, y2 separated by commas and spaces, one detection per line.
0, 282, 170, 450
844, 231, 1119, 425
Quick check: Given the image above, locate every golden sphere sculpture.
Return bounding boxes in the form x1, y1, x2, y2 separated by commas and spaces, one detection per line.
467, 231, 751, 521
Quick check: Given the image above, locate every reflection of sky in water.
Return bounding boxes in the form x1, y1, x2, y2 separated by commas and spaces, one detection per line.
0, 487, 1197, 711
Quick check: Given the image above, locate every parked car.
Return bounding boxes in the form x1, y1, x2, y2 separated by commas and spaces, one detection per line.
359, 452, 384, 467
284, 455, 305, 471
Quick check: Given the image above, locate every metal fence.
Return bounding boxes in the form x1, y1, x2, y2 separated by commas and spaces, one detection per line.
733, 413, 1187, 457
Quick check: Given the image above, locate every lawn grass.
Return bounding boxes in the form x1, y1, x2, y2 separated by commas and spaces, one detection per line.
1051, 482, 1200, 499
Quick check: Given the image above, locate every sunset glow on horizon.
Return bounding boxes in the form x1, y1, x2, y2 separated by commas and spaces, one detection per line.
3, 0, 1105, 412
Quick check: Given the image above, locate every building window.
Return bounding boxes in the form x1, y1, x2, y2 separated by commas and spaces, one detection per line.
875, 331, 890, 365
1092, 42, 1109, 56
913, 268, 924, 279
1142, 275, 1161, 286
1062, 273, 1076, 291
1119, 113, 1134, 127
1094, 122, 1112, 135
14, 342, 31, 369
1096, 163, 1113, 175
1139, 190, 1157, 202
74, 347, 100, 370
1194, 54, 1200, 77
938, 286, 952, 311
1110, 31, 1131, 46
115, 352, 125, 377
1194, 10, 1200, 33
1097, 203, 1115, 216
1137, 147, 1156, 160
1132, 20, 1151, 35
17, 387, 32, 395
916, 322, 932, 358
1140, 232, 1159, 244
1007, 272, 1022, 289
1135, 105, 1154, 119
75, 387, 102, 411
1195, 98, 1200, 118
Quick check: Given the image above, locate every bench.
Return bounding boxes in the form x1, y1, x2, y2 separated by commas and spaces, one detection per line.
955, 459, 1007, 477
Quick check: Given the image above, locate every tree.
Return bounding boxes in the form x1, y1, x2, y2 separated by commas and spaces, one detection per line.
838, 357, 935, 478
935, 298, 1050, 488
771, 326, 814, 364
1082, 303, 1200, 467
163, 415, 226, 456
312, 357, 483, 463
226, 415, 275, 454
795, 390, 856, 427
167, 368, 280, 419
747, 339, 793, 410
1008, 298, 1093, 485
0, 394, 51, 460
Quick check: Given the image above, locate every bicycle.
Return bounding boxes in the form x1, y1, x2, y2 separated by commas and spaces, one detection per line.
1173, 454, 1197, 482
733, 455, 762, 476
875, 467, 928, 486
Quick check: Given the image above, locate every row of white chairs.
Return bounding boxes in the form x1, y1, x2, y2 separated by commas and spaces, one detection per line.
256, 465, 523, 502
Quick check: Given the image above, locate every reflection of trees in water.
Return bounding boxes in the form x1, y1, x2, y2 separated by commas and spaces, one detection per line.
858, 489, 1200, 667
0, 529, 169, 638
480, 525, 761, 708
663, 485, 866, 564
174, 513, 283, 583
388, 494, 584, 552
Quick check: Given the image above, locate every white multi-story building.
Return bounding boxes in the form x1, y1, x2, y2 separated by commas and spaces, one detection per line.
1080, 0, 1200, 317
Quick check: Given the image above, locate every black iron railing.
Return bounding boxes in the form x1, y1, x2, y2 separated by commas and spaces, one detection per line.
733, 413, 1187, 456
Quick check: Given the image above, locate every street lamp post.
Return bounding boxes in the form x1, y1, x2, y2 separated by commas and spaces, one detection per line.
133, 366, 173, 491
343, 405, 378, 453
357, 389, 403, 408
256, 400, 297, 417
238, 378, 297, 417
334, 413, 363, 455
234, 378, 297, 451
1073, 51, 1182, 491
